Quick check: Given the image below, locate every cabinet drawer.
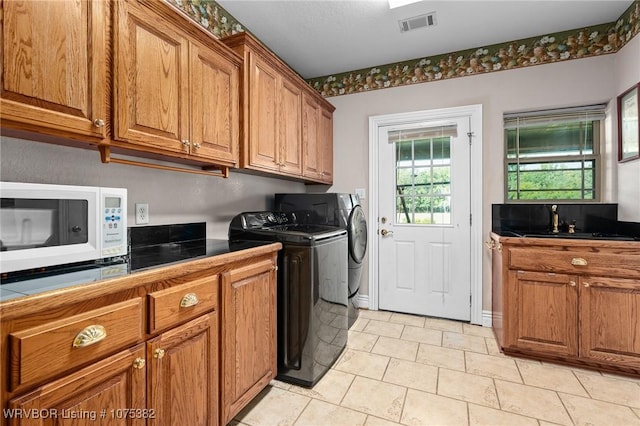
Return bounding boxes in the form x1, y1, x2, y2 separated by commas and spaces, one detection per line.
9, 298, 144, 391
148, 275, 218, 333
508, 248, 640, 278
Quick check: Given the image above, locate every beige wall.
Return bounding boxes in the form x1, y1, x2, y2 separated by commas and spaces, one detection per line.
328, 49, 638, 311
614, 36, 640, 221
0, 137, 305, 238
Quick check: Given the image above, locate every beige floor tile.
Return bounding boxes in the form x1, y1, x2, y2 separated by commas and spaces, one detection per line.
334, 349, 390, 380
388, 312, 425, 327
358, 310, 393, 321
364, 416, 403, 426
289, 369, 355, 404
400, 325, 442, 346
423, 317, 464, 333
341, 377, 406, 422
382, 358, 438, 393
463, 323, 496, 338
494, 379, 572, 425
332, 329, 348, 347
235, 386, 310, 426
574, 370, 640, 408
634, 407, 640, 418
437, 368, 500, 408
601, 372, 640, 384
295, 399, 367, 426
442, 331, 488, 354
351, 317, 370, 332
347, 330, 379, 352
401, 388, 468, 426
465, 352, 522, 383
485, 337, 507, 357
516, 360, 588, 396
560, 392, 640, 426
363, 320, 404, 338
468, 403, 538, 426
416, 343, 466, 371
269, 379, 291, 390
371, 336, 419, 361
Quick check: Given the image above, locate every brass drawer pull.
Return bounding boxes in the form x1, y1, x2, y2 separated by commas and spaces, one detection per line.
72, 325, 107, 348
154, 348, 165, 360
180, 293, 199, 308
571, 257, 588, 266
133, 358, 145, 369
569, 281, 577, 287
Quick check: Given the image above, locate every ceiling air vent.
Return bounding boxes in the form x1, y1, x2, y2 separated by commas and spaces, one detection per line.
398, 12, 436, 33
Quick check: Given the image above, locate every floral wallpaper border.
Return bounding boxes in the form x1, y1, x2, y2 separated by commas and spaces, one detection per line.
168, 0, 640, 98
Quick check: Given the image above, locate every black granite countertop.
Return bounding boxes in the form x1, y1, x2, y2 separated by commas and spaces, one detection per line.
0, 239, 275, 302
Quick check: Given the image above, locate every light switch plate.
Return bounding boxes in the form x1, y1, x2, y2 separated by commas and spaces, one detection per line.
355, 188, 366, 200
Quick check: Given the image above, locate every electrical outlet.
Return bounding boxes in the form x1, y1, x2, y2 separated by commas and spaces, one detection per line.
135, 203, 149, 225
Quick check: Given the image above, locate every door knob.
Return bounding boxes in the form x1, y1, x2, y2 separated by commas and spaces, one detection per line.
380, 229, 394, 237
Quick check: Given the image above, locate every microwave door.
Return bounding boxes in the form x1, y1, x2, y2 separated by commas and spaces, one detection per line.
57, 199, 89, 246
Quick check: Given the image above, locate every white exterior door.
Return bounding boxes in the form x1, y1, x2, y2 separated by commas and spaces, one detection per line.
377, 116, 472, 321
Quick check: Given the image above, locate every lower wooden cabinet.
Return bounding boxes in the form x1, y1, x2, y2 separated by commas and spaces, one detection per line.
491, 234, 640, 375
220, 258, 277, 425
8, 345, 147, 426
507, 270, 578, 357
1, 245, 281, 426
148, 313, 218, 426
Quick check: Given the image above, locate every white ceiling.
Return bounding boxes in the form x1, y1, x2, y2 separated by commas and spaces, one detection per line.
216, 0, 633, 79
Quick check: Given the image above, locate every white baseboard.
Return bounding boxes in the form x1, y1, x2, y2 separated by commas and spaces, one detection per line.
355, 294, 369, 309
482, 310, 493, 328
355, 295, 493, 328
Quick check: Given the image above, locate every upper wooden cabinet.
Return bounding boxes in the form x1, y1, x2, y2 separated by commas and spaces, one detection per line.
0, 0, 109, 141
302, 93, 333, 183
222, 32, 334, 184
112, 0, 240, 168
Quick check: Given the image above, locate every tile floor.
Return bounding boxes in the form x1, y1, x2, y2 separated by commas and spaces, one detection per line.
232, 309, 640, 426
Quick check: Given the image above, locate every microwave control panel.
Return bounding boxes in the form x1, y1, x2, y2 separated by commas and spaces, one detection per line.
101, 189, 127, 257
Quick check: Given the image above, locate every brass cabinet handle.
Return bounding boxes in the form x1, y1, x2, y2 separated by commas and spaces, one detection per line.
571, 257, 588, 266
154, 348, 165, 360
484, 240, 495, 250
192, 142, 201, 149
73, 325, 107, 348
584, 282, 590, 288
569, 281, 577, 287
180, 293, 199, 308
182, 139, 190, 147
133, 358, 146, 369
93, 118, 105, 128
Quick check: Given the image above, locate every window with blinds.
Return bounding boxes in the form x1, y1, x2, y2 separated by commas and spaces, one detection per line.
504, 105, 605, 201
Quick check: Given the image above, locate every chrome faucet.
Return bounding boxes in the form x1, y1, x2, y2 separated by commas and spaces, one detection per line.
551, 205, 559, 233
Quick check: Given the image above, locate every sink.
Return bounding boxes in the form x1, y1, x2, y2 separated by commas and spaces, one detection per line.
500, 230, 638, 241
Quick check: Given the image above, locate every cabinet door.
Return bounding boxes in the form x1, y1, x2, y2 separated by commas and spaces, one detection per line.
279, 79, 303, 175
302, 94, 322, 180
507, 270, 578, 356
221, 258, 277, 424
190, 40, 239, 165
114, 0, 189, 153
247, 53, 280, 171
147, 313, 218, 426
1, 0, 107, 139
580, 276, 640, 367
8, 345, 146, 426
318, 106, 334, 183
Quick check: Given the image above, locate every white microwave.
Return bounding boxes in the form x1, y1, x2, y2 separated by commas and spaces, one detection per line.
0, 182, 127, 274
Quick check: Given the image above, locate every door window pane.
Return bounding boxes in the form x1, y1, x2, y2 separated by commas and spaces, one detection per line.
390, 127, 453, 225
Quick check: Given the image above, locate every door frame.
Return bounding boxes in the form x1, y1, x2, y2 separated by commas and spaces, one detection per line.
367, 104, 484, 325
